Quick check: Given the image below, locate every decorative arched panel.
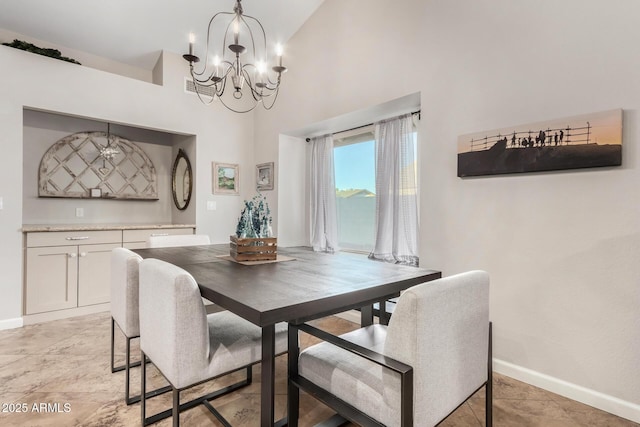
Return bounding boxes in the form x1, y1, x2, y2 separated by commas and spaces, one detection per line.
38, 131, 158, 200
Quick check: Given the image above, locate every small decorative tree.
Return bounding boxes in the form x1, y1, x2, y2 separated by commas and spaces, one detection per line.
235, 193, 273, 238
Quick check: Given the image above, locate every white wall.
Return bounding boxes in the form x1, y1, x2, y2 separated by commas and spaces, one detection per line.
0, 29, 153, 82
0, 44, 255, 323
254, 0, 640, 421
277, 135, 308, 246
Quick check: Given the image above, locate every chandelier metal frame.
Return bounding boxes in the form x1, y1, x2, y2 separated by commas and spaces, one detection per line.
183, 0, 287, 113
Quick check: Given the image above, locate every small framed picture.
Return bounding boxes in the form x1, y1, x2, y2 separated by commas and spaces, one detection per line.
256, 162, 274, 191
213, 162, 239, 195
90, 188, 102, 198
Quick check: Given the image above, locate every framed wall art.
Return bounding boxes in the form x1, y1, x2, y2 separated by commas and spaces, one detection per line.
457, 109, 622, 177
212, 162, 239, 195
256, 162, 274, 191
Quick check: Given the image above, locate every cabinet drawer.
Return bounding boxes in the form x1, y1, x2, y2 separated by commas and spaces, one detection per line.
26, 230, 122, 248
122, 228, 194, 244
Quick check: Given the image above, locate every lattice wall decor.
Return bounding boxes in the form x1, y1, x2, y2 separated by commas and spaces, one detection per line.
38, 131, 158, 200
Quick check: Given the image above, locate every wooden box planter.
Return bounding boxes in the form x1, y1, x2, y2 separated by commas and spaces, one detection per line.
230, 235, 277, 262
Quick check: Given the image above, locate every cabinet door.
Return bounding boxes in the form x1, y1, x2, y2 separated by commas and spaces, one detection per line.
77, 243, 121, 307
25, 246, 78, 315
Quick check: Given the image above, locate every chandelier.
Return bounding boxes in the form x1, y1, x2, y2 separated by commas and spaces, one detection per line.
183, 0, 287, 113
99, 123, 119, 161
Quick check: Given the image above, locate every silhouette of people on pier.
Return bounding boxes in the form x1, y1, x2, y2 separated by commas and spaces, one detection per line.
467, 122, 590, 152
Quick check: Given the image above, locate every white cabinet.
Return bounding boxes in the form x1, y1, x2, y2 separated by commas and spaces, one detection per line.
25, 231, 121, 315
23, 226, 196, 317
77, 243, 121, 306
25, 245, 78, 314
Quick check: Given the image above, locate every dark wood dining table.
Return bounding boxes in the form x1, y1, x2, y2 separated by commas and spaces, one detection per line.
133, 244, 441, 427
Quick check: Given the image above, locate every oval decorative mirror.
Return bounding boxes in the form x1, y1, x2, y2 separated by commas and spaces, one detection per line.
172, 149, 193, 210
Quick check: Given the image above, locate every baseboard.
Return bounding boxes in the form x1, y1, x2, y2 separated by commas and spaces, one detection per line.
0, 317, 23, 330
22, 303, 110, 326
494, 358, 640, 424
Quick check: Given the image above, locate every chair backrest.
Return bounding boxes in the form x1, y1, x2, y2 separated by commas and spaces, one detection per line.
138, 258, 209, 388
147, 234, 210, 248
110, 247, 143, 337
384, 270, 490, 426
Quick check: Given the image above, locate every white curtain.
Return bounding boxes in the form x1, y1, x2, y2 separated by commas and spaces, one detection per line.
369, 113, 419, 265
310, 134, 339, 253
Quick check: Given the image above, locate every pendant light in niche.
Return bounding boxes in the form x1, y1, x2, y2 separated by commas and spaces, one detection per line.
99, 123, 120, 175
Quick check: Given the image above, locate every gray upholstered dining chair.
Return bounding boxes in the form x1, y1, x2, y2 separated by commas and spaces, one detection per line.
147, 233, 215, 308
288, 270, 492, 427
138, 258, 288, 426
110, 247, 171, 405
147, 234, 210, 248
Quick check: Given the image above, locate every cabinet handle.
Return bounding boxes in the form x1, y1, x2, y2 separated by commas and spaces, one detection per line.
66, 236, 90, 241
68, 253, 77, 258
150, 233, 169, 237
79, 252, 87, 257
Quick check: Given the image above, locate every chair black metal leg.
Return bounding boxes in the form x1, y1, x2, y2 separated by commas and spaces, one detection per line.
246, 365, 252, 385
120, 334, 171, 406
110, 317, 117, 373
141, 350, 147, 426
143, 364, 253, 426
315, 414, 350, 427
125, 337, 131, 403
486, 322, 493, 427
203, 399, 232, 427
173, 387, 180, 427
111, 318, 143, 374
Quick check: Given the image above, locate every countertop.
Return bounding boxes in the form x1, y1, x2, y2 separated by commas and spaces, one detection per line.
22, 223, 196, 232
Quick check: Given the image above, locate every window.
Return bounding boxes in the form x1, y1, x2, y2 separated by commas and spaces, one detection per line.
334, 129, 376, 251
333, 123, 418, 253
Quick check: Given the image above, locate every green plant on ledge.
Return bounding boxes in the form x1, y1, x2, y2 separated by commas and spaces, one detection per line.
2, 39, 81, 65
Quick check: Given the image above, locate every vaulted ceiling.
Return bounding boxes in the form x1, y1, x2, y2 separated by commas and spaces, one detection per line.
0, 0, 324, 70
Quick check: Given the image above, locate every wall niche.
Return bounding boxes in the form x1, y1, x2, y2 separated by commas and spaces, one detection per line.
23, 109, 183, 225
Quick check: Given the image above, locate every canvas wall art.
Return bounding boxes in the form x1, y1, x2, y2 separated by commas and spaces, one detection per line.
457, 109, 622, 177
256, 162, 274, 191
212, 162, 239, 195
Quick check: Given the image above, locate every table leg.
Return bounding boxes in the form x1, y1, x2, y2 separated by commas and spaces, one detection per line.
361, 304, 374, 326
261, 325, 276, 427
287, 324, 300, 427
378, 299, 391, 325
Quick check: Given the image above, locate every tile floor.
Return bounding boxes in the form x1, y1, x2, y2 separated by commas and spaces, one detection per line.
0, 311, 636, 426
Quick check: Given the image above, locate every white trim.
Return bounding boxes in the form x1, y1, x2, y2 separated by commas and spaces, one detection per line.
0, 317, 24, 330
22, 303, 109, 325
494, 358, 640, 424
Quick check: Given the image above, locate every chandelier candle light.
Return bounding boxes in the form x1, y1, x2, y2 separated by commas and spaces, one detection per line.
183, 0, 287, 113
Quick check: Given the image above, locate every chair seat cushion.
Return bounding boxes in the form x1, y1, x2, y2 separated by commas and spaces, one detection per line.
298, 324, 400, 426
204, 311, 288, 380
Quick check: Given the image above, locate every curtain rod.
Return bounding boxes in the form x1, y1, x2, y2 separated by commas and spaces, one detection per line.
305, 110, 420, 142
